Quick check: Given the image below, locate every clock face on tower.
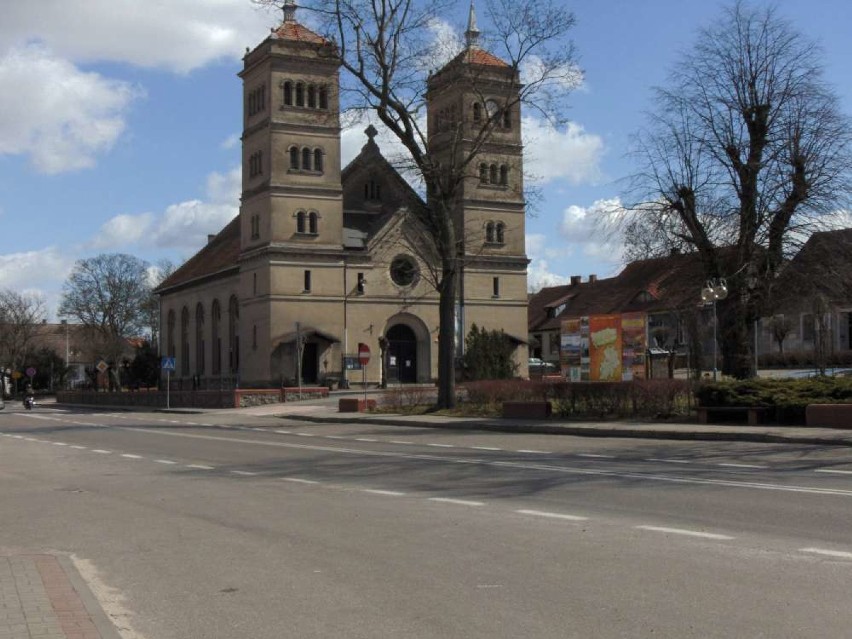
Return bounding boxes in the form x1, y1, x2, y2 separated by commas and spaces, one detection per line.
485, 99, 499, 118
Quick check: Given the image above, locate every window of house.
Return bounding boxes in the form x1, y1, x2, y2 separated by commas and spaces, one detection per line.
228, 296, 239, 373
365, 180, 381, 201
489, 164, 498, 184
283, 81, 293, 106
492, 277, 500, 298
357, 272, 365, 294
249, 151, 263, 178
479, 163, 488, 184
318, 85, 328, 109
296, 211, 306, 234
499, 164, 508, 186
308, 212, 318, 234
180, 307, 189, 376
313, 148, 323, 173
304, 270, 312, 292
289, 146, 299, 170
302, 147, 311, 171
495, 222, 505, 244
485, 222, 495, 243
211, 300, 221, 375
307, 85, 316, 108
195, 303, 205, 375
502, 108, 511, 129
473, 102, 482, 122
295, 82, 304, 106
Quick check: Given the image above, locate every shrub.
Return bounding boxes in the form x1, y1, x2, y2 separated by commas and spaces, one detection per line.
461, 324, 518, 381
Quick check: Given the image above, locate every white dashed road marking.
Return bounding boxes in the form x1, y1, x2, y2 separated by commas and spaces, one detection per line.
282, 477, 319, 485
427, 443, 454, 448
517, 449, 550, 454
91, 449, 112, 454
635, 525, 734, 540
428, 497, 485, 507
391, 440, 414, 445
516, 509, 588, 522
231, 470, 258, 476
718, 463, 768, 469
646, 458, 693, 464
356, 438, 379, 443
815, 469, 852, 475
471, 446, 501, 451
362, 489, 406, 496
121, 454, 143, 459
577, 453, 614, 459
155, 459, 177, 465
186, 464, 214, 470
800, 547, 852, 560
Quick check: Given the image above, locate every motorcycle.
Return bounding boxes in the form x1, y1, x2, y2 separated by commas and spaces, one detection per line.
23, 395, 34, 410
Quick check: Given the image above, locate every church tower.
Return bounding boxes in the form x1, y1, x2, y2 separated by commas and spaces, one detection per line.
237, 1, 345, 384
425, 1, 529, 350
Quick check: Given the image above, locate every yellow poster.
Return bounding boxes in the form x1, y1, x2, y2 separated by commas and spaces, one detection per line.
589, 315, 622, 381
621, 313, 647, 381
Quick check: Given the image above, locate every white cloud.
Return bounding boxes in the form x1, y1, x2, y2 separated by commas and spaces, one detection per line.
0, 45, 141, 173
520, 55, 584, 92
220, 133, 240, 150
559, 197, 628, 263
523, 117, 604, 186
92, 167, 241, 251
0, 1, 273, 74
0, 247, 77, 315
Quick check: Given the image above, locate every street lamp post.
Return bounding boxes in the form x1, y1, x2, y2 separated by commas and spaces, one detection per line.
61, 319, 69, 389
701, 279, 728, 381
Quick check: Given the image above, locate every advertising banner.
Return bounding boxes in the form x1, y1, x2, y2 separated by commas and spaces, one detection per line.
560, 318, 582, 381
589, 315, 622, 381
621, 313, 647, 381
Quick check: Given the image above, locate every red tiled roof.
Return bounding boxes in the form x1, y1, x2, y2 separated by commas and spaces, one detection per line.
274, 20, 327, 44
452, 46, 509, 68
155, 216, 241, 293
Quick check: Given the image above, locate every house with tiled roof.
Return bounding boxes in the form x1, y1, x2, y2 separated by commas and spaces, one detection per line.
155, 1, 529, 387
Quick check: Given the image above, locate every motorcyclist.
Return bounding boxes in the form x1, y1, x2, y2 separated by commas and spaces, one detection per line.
23, 383, 34, 410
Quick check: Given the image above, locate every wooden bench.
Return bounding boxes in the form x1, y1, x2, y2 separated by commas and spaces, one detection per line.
697, 406, 770, 426
503, 401, 552, 419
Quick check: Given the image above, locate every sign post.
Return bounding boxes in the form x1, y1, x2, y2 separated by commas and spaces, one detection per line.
161, 357, 176, 409
358, 343, 371, 406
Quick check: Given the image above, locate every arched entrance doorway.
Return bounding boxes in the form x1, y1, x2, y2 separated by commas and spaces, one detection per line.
387, 324, 417, 383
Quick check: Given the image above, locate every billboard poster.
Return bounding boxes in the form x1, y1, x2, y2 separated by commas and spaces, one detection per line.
579, 317, 590, 381
621, 313, 647, 381
589, 315, 622, 381
560, 319, 582, 381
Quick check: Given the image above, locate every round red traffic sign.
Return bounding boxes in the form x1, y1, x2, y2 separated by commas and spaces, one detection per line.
357, 343, 371, 366
25, 367, 36, 378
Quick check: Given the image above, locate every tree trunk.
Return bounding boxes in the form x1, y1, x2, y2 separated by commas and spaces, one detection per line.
436, 261, 457, 410
720, 297, 756, 379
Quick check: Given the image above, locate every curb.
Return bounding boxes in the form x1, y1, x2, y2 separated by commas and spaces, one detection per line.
279, 414, 852, 447
55, 555, 123, 639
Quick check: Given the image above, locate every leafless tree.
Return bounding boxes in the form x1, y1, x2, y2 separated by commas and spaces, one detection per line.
766, 315, 794, 354
254, 0, 578, 407
626, 1, 851, 378
142, 259, 176, 346
0, 289, 46, 392
59, 254, 152, 366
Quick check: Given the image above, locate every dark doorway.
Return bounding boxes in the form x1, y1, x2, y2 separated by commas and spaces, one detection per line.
387, 324, 417, 383
301, 342, 318, 384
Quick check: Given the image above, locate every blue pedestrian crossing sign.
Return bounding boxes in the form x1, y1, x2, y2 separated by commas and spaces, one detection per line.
161, 357, 176, 371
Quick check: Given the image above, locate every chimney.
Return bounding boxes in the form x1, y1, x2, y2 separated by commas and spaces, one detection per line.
588, 274, 597, 283
570, 275, 581, 286
208, 234, 216, 244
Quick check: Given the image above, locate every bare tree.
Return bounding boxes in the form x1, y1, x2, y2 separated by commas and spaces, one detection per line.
627, 1, 851, 378
766, 315, 794, 354
254, 0, 578, 407
59, 254, 152, 366
0, 289, 46, 392
143, 259, 176, 346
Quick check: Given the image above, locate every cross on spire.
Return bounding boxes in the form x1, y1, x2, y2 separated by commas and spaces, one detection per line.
465, 0, 480, 48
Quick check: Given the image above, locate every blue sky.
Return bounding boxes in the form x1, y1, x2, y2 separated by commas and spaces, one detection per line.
1, 0, 850, 317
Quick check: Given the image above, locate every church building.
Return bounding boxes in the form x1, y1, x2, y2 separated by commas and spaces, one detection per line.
155, 2, 530, 387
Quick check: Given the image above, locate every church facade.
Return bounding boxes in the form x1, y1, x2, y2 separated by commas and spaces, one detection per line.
156, 4, 530, 387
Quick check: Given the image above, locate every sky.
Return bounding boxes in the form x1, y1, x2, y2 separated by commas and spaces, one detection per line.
1, 0, 850, 318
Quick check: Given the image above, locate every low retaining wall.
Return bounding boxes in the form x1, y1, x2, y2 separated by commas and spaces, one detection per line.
806, 404, 852, 429
57, 387, 331, 409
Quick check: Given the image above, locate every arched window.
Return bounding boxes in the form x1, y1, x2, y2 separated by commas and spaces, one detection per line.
496, 222, 505, 244
308, 212, 318, 234
302, 147, 311, 171
195, 303, 205, 375
502, 108, 511, 128
228, 295, 239, 374
318, 86, 328, 109
313, 148, 323, 173
489, 164, 498, 184
472, 102, 482, 122
296, 211, 306, 234
295, 82, 304, 107
307, 85, 316, 108
479, 163, 488, 184
180, 307, 190, 376
283, 81, 293, 106
289, 146, 299, 169
166, 310, 176, 358
211, 300, 221, 375
500, 164, 508, 186
485, 222, 495, 243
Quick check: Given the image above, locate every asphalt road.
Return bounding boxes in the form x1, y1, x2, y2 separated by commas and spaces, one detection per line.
1, 404, 851, 638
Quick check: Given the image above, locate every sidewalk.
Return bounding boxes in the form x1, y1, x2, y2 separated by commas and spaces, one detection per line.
274, 402, 852, 447
0, 554, 120, 639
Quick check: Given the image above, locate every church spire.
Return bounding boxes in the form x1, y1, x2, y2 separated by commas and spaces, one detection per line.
464, 1, 480, 49
283, 0, 297, 23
